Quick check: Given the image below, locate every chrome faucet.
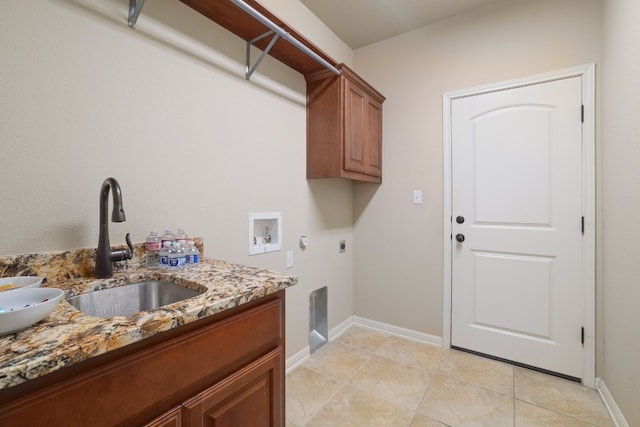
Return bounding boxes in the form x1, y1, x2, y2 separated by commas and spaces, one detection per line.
95, 177, 133, 278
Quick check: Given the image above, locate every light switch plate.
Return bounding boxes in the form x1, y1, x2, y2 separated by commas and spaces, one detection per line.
413, 190, 422, 205
286, 251, 294, 268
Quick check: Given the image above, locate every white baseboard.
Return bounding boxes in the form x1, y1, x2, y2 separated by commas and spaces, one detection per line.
328, 315, 353, 341
351, 316, 442, 347
286, 316, 442, 372
285, 345, 310, 374
285, 316, 353, 374
596, 377, 629, 427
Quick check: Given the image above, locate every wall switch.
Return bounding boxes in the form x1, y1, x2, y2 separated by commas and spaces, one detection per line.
286, 251, 294, 268
413, 190, 422, 205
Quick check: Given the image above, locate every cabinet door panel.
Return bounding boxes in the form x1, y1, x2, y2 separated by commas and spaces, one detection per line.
182, 349, 283, 427
365, 97, 383, 176
344, 79, 367, 174
146, 406, 182, 427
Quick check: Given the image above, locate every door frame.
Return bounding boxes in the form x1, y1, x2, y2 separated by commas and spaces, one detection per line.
442, 64, 596, 387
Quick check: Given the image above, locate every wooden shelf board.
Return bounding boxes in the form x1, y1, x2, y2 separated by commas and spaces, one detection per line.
179, 0, 339, 76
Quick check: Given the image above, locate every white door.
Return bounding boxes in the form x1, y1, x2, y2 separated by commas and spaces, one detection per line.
451, 76, 584, 378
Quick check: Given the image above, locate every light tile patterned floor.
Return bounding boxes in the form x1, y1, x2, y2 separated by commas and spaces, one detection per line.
286, 326, 613, 427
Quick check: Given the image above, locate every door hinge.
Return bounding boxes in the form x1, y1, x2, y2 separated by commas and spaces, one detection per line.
581, 104, 584, 123
581, 327, 585, 345
581, 216, 585, 234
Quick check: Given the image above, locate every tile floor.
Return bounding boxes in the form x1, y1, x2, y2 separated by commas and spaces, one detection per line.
286, 326, 613, 427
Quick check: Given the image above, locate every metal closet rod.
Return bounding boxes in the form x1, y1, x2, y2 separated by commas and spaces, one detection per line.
127, 0, 340, 77
229, 0, 341, 76
128, 0, 145, 28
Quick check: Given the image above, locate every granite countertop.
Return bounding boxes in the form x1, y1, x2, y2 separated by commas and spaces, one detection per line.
0, 258, 297, 391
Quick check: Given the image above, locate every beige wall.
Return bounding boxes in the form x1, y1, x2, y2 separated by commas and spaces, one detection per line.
353, 0, 640, 423
602, 0, 640, 424
4, 2, 638, 423
352, 0, 602, 337
0, 0, 354, 358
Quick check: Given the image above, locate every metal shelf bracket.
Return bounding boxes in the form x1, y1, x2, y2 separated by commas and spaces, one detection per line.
128, 0, 146, 28
245, 31, 280, 80
230, 0, 341, 79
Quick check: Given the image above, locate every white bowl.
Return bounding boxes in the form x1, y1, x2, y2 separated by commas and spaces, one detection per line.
0, 288, 64, 335
0, 276, 43, 292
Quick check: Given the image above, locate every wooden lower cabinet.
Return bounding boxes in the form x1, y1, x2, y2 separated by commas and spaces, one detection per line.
0, 291, 285, 427
146, 349, 282, 427
181, 349, 282, 427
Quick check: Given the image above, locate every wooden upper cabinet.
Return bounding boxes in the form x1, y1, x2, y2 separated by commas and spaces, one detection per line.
177, 2, 385, 183
307, 64, 385, 184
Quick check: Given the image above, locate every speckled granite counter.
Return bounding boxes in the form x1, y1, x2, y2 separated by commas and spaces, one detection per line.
0, 255, 297, 391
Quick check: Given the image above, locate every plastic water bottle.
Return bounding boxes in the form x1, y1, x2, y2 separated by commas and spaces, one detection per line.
169, 242, 186, 268
175, 228, 188, 243
174, 229, 187, 253
160, 229, 175, 248
159, 241, 171, 268
185, 240, 200, 267
144, 230, 161, 267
